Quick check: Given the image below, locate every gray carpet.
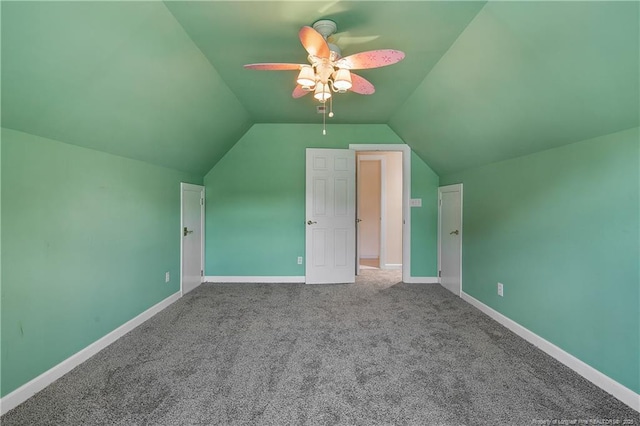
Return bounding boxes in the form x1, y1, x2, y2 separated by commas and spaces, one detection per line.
3, 270, 638, 425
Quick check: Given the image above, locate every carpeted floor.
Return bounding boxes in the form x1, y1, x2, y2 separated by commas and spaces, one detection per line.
2, 270, 638, 425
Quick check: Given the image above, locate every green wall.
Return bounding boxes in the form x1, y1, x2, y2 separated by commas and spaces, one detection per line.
440, 127, 639, 393
410, 151, 439, 277
204, 123, 438, 278
0, 128, 201, 397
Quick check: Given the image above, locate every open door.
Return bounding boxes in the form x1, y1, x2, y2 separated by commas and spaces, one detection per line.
305, 148, 356, 284
181, 183, 204, 295
438, 184, 463, 296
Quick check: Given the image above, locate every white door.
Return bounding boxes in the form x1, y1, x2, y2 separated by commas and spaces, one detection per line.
305, 148, 356, 284
438, 184, 463, 296
181, 183, 204, 295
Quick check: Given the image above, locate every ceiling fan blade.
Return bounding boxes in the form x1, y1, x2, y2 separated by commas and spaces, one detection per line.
350, 73, 375, 95
299, 26, 330, 59
292, 85, 311, 98
244, 63, 303, 71
337, 49, 405, 70
329, 32, 380, 48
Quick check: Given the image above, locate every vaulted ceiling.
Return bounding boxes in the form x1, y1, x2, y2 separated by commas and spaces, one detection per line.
2, 1, 638, 176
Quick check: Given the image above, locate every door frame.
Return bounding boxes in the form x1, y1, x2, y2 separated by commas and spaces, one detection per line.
437, 183, 463, 296
356, 154, 387, 270
350, 144, 411, 282
180, 182, 205, 296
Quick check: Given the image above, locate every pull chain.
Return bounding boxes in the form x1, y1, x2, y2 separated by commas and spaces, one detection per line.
322, 101, 326, 135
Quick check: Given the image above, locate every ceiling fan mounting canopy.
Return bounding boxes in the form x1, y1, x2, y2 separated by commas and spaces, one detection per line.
312, 19, 337, 39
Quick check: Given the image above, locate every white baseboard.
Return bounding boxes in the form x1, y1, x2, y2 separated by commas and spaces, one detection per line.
359, 255, 379, 260
461, 291, 640, 412
381, 263, 402, 270
0, 292, 181, 415
204, 276, 305, 283
403, 276, 439, 284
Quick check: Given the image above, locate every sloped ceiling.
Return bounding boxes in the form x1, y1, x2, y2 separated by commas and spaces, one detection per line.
1, 1, 252, 175
389, 1, 640, 175
2, 1, 638, 176
164, 1, 485, 124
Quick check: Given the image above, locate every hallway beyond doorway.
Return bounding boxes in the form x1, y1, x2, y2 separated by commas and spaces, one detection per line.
359, 258, 380, 269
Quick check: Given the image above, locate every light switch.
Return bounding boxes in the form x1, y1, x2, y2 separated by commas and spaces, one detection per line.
410, 198, 422, 207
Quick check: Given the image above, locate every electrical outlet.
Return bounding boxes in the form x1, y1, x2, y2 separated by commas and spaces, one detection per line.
165, 272, 170, 283
297, 256, 303, 265
497, 282, 504, 297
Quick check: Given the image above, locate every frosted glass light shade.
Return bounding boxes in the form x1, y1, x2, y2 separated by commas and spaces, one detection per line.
313, 83, 331, 102
333, 68, 352, 91
296, 65, 315, 88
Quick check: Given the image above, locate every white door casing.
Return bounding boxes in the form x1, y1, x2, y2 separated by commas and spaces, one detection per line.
350, 144, 411, 282
438, 184, 463, 296
305, 149, 356, 284
181, 183, 204, 295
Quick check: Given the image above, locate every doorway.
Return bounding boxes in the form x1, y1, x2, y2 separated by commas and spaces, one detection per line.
356, 152, 403, 273
350, 144, 410, 282
181, 183, 204, 295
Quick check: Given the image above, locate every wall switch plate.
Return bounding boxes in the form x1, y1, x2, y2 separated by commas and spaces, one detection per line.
410, 198, 422, 207
165, 272, 170, 283
497, 282, 504, 297
297, 256, 303, 265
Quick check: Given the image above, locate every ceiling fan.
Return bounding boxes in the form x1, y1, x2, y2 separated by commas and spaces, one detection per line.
244, 19, 405, 124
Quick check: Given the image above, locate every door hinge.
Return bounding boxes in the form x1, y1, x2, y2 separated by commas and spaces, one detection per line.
439, 199, 442, 206
200, 270, 203, 276
438, 270, 442, 277
200, 198, 204, 206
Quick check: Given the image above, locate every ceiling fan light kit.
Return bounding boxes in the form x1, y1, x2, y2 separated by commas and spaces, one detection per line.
244, 19, 405, 134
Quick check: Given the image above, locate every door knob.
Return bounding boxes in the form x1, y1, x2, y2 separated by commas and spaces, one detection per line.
356, 218, 363, 223
307, 220, 317, 225
449, 229, 459, 235
184, 227, 194, 236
